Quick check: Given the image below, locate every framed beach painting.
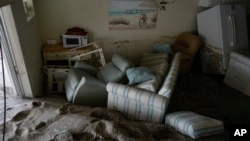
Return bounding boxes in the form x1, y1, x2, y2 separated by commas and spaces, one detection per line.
109, 0, 158, 30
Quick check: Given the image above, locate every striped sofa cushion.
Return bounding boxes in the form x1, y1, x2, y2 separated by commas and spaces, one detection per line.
140, 53, 169, 67
165, 111, 224, 139
107, 82, 169, 123
158, 52, 181, 98
136, 76, 161, 92
137, 53, 169, 92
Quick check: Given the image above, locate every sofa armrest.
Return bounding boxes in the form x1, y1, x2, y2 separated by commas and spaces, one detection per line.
106, 82, 170, 123
158, 52, 182, 98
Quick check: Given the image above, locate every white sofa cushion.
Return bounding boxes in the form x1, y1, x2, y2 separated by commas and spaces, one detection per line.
137, 53, 169, 92
140, 53, 169, 67
136, 76, 161, 92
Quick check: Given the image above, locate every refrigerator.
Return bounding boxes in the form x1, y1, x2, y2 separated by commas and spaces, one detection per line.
197, 4, 249, 74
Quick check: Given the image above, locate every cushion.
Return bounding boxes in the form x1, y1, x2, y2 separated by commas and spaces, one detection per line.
152, 43, 173, 54
140, 53, 169, 68
96, 62, 124, 83
149, 62, 169, 78
165, 111, 224, 139
136, 76, 160, 92
112, 54, 131, 72
139, 53, 169, 92
73, 61, 98, 75
126, 67, 155, 85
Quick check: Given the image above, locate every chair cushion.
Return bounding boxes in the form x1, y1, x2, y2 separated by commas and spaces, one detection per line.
165, 111, 224, 139
126, 67, 155, 85
73, 60, 98, 75
112, 53, 132, 72
96, 62, 124, 83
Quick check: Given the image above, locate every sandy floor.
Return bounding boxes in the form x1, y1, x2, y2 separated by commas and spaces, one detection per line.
0, 95, 190, 141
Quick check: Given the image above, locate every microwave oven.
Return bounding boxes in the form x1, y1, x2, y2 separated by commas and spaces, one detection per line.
62, 34, 88, 48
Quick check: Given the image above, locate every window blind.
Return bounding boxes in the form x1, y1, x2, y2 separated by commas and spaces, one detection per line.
0, 0, 15, 8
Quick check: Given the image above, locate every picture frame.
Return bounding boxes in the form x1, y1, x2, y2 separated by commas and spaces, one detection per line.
22, 0, 35, 22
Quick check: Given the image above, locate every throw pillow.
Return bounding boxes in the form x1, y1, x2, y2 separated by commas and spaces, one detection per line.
126, 67, 155, 85
152, 44, 173, 54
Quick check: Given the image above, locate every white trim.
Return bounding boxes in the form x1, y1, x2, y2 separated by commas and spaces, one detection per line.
0, 5, 32, 97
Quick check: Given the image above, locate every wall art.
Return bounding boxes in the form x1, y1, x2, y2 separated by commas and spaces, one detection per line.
22, 0, 35, 22
109, 0, 158, 30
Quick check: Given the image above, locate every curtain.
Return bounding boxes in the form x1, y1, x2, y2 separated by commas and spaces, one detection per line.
0, 0, 14, 8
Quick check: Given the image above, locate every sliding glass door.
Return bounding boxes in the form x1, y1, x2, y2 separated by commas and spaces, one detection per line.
0, 5, 32, 98
0, 9, 24, 98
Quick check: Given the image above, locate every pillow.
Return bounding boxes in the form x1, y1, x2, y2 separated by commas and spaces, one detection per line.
165, 111, 224, 139
126, 67, 155, 85
96, 62, 124, 83
112, 53, 132, 72
152, 44, 173, 54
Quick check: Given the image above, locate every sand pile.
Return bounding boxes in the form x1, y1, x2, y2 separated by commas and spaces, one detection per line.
0, 98, 185, 141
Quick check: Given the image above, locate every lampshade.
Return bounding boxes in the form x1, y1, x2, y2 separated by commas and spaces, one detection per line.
139, 0, 158, 8
0, 0, 15, 8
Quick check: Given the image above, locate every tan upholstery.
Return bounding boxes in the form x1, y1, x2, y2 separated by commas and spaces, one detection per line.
172, 32, 202, 73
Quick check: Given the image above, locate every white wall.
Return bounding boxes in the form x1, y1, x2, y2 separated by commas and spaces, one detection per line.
36, 0, 204, 43
11, 0, 44, 97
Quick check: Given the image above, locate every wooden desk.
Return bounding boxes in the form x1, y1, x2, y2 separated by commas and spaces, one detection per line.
42, 44, 93, 66
42, 43, 106, 94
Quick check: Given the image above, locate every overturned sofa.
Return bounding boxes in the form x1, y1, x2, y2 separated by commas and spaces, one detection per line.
107, 52, 181, 123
